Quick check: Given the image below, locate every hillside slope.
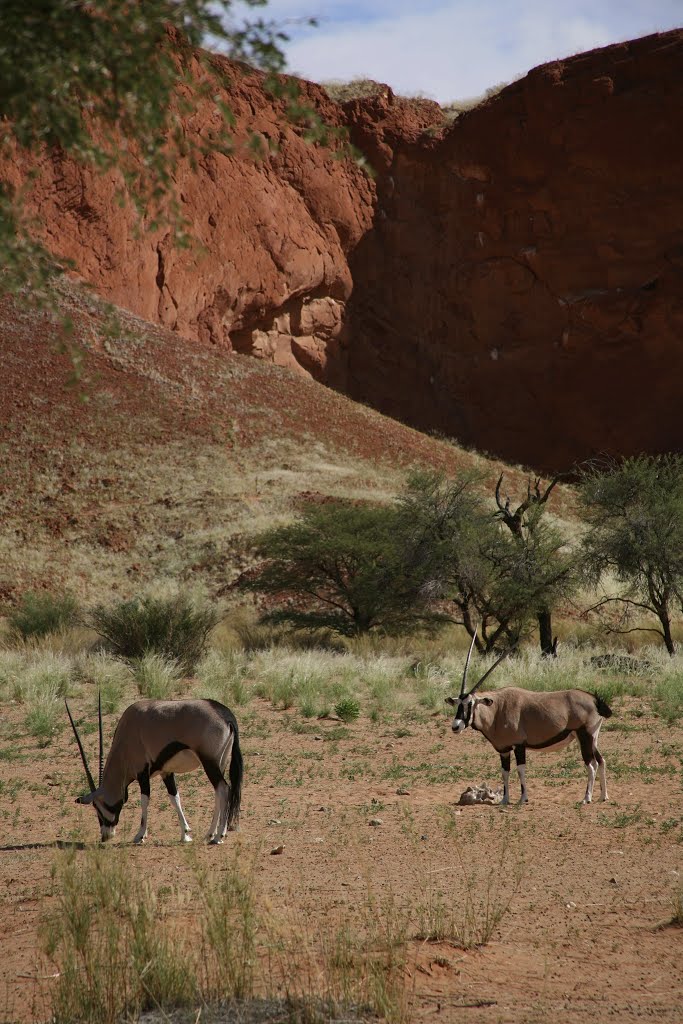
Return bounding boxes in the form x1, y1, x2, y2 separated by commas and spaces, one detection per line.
1, 284, 537, 606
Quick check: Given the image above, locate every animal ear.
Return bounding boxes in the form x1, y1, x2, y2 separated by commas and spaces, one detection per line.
479, 697, 494, 707
445, 696, 457, 706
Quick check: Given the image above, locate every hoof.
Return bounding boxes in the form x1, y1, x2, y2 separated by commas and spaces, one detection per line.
208, 837, 224, 846
181, 833, 193, 843
133, 837, 146, 845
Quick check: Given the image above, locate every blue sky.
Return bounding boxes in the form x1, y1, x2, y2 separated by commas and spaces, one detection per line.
235, 0, 683, 102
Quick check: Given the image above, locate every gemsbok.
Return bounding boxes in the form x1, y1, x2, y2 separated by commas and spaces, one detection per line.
446, 633, 612, 805
66, 696, 243, 844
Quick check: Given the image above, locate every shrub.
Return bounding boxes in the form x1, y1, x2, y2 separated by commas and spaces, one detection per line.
89, 594, 218, 672
8, 591, 78, 640
335, 697, 361, 723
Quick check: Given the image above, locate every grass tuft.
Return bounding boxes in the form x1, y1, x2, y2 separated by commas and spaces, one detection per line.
132, 653, 182, 699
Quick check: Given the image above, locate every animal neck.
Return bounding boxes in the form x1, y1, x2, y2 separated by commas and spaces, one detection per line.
99, 748, 131, 805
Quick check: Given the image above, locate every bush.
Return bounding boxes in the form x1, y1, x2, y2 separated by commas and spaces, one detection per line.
8, 591, 78, 640
89, 594, 218, 672
335, 697, 361, 723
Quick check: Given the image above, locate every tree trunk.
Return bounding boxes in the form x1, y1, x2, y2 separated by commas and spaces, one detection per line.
538, 609, 557, 657
660, 609, 676, 656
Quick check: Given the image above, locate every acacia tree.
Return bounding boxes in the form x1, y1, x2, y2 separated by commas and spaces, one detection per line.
494, 473, 575, 656
0, 1, 323, 299
399, 471, 576, 654
580, 454, 683, 655
238, 500, 444, 637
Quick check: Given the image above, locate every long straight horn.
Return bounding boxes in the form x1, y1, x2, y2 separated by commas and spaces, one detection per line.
65, 700, 96, 792
98, 691, 104, 787
468, 644, 517, 697
461, 630, 478, 696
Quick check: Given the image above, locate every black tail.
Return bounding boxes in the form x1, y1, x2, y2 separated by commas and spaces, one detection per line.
594, 693, 613, 719
227, 722, 243, 828
205, 700, 243, 828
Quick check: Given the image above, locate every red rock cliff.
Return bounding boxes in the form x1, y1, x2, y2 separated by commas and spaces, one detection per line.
3, 30, 683, 471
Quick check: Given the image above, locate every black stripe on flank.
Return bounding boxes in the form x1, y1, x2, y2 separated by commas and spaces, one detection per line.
150, 742, 189, 777
527, 729, 573, 750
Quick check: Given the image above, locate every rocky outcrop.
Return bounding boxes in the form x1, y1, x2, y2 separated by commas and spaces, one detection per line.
3, 30, 683, 471
2, 54, 384, 387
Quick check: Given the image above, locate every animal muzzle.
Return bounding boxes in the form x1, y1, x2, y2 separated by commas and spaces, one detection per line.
451, 719, 466, 734
100, 825, 116, 843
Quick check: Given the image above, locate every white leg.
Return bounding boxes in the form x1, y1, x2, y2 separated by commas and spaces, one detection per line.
133, 794, 149, 845
599, 756, 608, 801
170, 791, 193, 843
517, 764, 528, 804
214, 782, 232, 842
582, 760, 597, 804
207, 786, 223, 844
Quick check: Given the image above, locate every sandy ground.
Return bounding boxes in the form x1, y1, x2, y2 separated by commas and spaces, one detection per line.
1, 691, 682, 1023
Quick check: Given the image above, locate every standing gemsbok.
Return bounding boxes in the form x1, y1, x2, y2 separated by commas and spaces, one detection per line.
66, 696, 242, 844
446, 632, 612, 805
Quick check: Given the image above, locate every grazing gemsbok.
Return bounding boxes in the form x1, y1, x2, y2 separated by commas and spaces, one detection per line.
66, 696, 243, 844
446, 633, 612, 805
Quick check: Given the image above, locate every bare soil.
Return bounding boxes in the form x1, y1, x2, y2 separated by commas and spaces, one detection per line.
1, 692, 681, 1023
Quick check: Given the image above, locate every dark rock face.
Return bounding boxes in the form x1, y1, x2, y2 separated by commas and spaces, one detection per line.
345, 31, 683, 472
3, 30, 683, 472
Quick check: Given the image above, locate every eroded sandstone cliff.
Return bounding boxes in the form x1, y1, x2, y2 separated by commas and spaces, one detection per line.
3, 29, 682, 471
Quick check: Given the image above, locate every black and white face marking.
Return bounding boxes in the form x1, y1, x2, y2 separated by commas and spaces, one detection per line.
76, 790, 125, 842
446, 694, 474, 733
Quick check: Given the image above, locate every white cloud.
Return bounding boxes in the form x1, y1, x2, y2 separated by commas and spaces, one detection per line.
237, 0, 683, 102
